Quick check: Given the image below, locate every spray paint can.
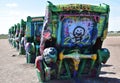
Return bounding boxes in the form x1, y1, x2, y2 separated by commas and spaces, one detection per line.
45, 67, 51, 81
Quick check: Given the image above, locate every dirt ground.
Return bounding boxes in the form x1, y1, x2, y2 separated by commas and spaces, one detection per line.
0, 37, 120, 83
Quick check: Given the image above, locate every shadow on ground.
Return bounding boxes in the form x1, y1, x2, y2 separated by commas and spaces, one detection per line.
41, 77, 120, 83
101, 64, 116, 75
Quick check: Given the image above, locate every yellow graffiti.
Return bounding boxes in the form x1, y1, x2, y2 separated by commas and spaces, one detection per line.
64, 37, 71, 45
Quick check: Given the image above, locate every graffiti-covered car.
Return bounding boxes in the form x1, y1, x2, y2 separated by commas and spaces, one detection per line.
19, 19, 26, 55
35, 1, 110, 82
8, 27, 13, 45
12, 24, 17, 48
15, 23, 20, 50
25, 16, 44, 63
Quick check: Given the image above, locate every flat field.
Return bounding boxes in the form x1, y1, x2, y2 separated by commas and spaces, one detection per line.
0, 37, 120, 83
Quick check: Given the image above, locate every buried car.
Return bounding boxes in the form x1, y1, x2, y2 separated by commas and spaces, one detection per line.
35, 1, 110, 82
25, 16, 44, 63
19, 19, 26, 55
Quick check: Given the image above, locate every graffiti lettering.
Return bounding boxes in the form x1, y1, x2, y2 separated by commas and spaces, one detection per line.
61, 4, 90, 11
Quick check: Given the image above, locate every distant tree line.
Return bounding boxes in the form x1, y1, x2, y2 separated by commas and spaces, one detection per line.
0, 34, 8, 39
108, 31, 120, 36
108, 31, 120, 33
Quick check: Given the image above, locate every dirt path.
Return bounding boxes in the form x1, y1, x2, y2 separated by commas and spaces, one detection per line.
0, 37, 120, 83
100, 36, 120, 80
0, 39, 38, 83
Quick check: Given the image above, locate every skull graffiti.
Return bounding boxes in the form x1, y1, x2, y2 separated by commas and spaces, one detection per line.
73, 26, 85, 42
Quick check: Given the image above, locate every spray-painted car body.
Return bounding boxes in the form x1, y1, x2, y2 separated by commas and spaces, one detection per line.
10, 26, 16, 47
12, 24, 17, 48
35, 2, 110, 82
8, 23, 20, 50
15, 23, 20, 50
25, 16, 44, 63
8, 27, 14, 45
19, 19, 26, 55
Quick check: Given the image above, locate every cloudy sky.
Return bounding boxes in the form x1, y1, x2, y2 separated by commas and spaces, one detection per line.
0, 0, 120, 34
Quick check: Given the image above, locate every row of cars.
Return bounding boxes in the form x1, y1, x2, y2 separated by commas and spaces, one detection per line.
8, 1, 110, 82
8, 19, 26, 54
8, 16, 44, 63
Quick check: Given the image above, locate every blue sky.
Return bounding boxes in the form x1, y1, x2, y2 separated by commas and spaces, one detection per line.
0, 0, 120, 34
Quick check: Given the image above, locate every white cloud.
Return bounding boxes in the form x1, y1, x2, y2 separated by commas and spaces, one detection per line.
5, 3, 18, 8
